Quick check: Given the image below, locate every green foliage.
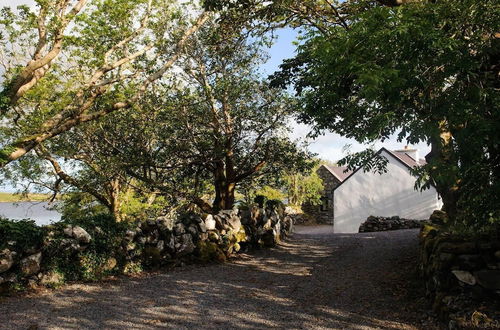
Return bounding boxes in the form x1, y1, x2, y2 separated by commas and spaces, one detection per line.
255, 186, 285, 202
272, 0, 500, 229
44, 214, 132, 282
284, 166, 324, 206
0, 217, 43, 251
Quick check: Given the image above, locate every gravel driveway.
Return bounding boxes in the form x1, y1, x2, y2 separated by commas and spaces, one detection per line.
0, 226, 439, 329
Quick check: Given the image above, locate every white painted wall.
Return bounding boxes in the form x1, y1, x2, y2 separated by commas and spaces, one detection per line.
333, 150, 442, 233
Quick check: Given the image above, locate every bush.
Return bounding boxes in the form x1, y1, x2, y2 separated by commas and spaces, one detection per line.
0, 217, 43, 251
44, 214, 133, 281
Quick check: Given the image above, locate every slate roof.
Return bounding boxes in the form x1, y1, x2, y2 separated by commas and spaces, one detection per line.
323, 165, 352, 182
388, 150, 426, 168
321, 148, 426, 187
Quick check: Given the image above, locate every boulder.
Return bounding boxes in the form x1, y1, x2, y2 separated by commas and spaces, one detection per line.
64, 225, 91, 244
174, 223, 186, 236
452, 270, 476, 285
157, 240, 165, 252
198, 221, 207, 233
20, 252, 42, 276
227, 216, 241, 232
157, 215, 176, 232
177, 234, 195, 256
187, 225, 198, 236
204, 215, 216, 231
0, 249, 14, 273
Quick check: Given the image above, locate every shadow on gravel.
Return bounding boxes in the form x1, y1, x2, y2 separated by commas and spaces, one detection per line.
0, 227, 438, 329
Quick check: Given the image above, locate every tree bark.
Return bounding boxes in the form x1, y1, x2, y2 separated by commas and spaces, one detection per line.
425, 120, 459, 222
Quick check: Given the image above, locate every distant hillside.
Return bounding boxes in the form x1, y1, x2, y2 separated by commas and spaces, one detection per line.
0, 192, 50, 203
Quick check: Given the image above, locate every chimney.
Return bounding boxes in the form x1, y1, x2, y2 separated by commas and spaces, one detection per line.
395, 146, 419, 163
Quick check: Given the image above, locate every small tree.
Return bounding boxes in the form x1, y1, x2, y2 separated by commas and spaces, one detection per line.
124, 22, 314, 213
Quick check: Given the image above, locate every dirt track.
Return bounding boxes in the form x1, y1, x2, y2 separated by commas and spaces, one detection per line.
0, 226, 438, 329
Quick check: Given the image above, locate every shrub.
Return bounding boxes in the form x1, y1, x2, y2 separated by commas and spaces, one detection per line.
0, 217, 43, 251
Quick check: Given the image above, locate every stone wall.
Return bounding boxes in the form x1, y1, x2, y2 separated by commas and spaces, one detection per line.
419, 222, 500, 328
0, 206, 293, 293
359, 215, 429, 232
302, 166, 340, 225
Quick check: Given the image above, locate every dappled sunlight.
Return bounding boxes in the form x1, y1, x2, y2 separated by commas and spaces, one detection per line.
0, 227, 434, 329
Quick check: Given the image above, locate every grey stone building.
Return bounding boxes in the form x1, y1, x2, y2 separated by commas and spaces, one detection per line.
302, 164, 352, 224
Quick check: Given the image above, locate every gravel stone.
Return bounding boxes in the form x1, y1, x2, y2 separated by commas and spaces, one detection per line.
0, 226, 438, 329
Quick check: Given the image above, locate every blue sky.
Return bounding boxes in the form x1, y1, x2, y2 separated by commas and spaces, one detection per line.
262, 28, 430, 162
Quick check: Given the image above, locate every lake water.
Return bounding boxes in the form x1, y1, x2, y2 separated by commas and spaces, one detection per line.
0, 202, 62, 226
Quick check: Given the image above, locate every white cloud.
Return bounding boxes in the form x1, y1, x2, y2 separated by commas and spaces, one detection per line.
289, 120, 430, 163
2, 0, 36, 8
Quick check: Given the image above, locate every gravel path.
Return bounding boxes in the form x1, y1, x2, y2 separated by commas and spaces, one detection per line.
0, 226, 439, 329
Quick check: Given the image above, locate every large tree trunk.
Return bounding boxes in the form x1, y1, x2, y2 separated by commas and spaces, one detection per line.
108, 178, 123, 222
425, 120, 459, 222
213, 176, 236, 212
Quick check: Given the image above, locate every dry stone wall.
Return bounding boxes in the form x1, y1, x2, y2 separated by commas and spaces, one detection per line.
359, 215, 429, 232
0, 206, 293, 293
419, 216, 500, 328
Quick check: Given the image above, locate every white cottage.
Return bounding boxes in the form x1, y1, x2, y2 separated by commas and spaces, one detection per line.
316, 147, 442, 233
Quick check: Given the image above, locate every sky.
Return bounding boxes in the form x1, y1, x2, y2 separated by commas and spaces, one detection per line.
261, 28, 430, 162
0, 1, 430, 191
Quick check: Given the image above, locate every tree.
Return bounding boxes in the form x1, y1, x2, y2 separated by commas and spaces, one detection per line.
122, 22, 314, 213
0, 0, 210, 167
271, 0, 500, 227
284, 166, 323, 207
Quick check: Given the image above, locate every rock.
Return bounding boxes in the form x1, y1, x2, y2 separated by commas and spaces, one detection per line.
73, 226, 92, 244
64, 225, 91, 244
187, 225, 198, 236
166, 236, 176, 253
474, 270, 500, 290
0, 249, 14, 273
157, 215, 175, 232
452, 270, 476, 285
20, 252, 42, 276
205, 215, 216, 231
174, 223, 186, 236
63, 226, 73, 237
61, 238, 80, 251
198, 221, 207, 233
227, 216, 241, 232
125, 230, 136, 242
177, 234, 195, 256
157, 240, 165, 252
39, 271, 64, 286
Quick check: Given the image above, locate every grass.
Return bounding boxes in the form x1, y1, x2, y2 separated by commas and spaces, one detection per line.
0, 192, 51, 203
